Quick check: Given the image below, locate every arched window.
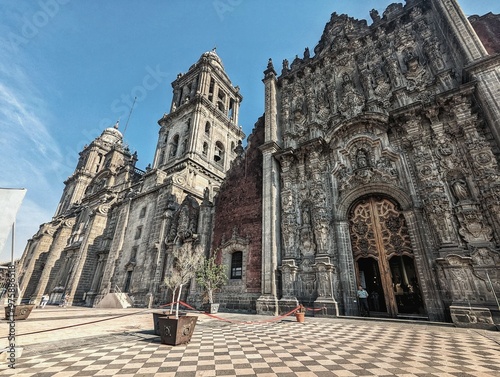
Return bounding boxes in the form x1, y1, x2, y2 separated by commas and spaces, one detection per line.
170, 134, 179, 157
214, 141, 224, 164
205, 122, 211, 135
208, 78, 215, 101
95, 153, 103, 172
231, 251, 242, 279
202, 142, 208, 155
158, 150, 165, 165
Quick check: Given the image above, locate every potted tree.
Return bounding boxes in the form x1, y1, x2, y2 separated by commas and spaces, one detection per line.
196, 253, 227, 314
157, 242, 203, 345
152, 273, 181, 336
295, 304, 306, 323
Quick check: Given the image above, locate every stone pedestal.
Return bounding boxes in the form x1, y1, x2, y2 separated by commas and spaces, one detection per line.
256, 295, 279, 315
450, 306, 497, 331
314, 299, 339, 317
278, 298, 299, 316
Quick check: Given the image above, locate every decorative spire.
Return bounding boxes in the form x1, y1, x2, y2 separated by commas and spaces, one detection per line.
263, 58, 276, 77
114, 120, 120, 129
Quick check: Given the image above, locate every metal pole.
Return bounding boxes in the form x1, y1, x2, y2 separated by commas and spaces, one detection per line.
11, 222, 14, 264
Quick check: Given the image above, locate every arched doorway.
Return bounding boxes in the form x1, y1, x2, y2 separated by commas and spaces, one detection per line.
349, 196, 425, 317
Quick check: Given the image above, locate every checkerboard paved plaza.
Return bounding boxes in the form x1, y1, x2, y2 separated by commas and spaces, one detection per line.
1, 309, 499, 376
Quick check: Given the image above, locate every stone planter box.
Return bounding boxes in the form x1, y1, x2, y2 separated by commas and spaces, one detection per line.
450, 306, 496, 331
203, 303, 220, 314
4, 304, 35, 320
157, 315, 198, 346
152, 311, 171, 336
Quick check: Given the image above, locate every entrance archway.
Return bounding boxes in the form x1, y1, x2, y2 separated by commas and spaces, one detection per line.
349, 196, 424, 317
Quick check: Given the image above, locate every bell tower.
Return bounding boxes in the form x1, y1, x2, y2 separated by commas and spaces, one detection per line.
153, 49, 245, 200
54, 122, 136, 217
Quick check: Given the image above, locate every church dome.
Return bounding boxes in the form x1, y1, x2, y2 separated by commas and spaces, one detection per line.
100, 121, 123, 144
200, 49, 224, 70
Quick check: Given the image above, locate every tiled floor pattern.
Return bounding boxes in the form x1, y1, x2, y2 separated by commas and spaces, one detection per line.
2, 318, 500, 376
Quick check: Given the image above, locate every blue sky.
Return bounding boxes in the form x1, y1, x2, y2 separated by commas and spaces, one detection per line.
0, 0, 498, 262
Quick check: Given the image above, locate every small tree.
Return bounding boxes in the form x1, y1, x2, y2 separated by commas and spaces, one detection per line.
163, 242, 203, 318
196, 254, 228, 304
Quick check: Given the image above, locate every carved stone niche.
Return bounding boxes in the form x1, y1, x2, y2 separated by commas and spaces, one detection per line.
278, 259, 300, 315
436, 252, 500, 328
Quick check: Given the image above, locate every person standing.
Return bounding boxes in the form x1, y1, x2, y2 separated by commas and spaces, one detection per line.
40, 294, 49, 308
357, 285, 370, 316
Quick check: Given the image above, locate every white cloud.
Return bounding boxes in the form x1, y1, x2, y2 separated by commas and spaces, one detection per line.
0, 59, 65, 261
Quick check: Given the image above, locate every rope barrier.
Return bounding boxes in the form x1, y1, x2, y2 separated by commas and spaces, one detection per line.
178, 301, 301, 324
0, 307, 152, 339
1, 301, 309, 339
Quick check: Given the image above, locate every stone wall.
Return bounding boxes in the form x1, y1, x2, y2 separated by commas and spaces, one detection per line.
469, 13, 500, 55
211, 117, 265, 311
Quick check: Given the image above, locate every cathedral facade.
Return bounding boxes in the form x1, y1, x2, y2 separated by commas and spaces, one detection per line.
18, 0, 500, 324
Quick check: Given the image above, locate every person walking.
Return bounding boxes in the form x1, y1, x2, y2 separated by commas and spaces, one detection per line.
40, 294, 49, 308
357, 285, 370, 316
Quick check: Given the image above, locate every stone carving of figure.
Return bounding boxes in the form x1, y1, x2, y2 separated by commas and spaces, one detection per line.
339, 73, 365, 117
385, 55, 402, 88
304, 47, 310, 59
282, 59, 289, 74
357, 150, 368, 169
301, 229, 316, 257
370, 9, 380, 23
451, 180, 469, 201
302, 206, 310, 226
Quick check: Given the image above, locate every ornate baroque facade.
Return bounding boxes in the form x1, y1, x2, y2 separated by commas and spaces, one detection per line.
18, 0, 500, 324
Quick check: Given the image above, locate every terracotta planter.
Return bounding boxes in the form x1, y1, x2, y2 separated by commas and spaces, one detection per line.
295, 312, 305, 323
4, 304, 35, 320
158, 315, 198, 346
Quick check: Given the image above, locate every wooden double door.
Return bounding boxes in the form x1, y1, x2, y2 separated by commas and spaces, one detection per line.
349, 196, 425, 317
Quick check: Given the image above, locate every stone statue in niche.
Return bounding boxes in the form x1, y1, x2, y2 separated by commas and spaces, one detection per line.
301, 228, 316, 257
451, 179, 470, 201
338, 73, 365, 118
424, 37, 445, 71
356, 149, 369, 169
404, 50, 428, 91
301, 205, 311, 227
385, 55, 402, 88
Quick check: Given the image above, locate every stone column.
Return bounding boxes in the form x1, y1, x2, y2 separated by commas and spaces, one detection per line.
30, 219, 74, 305
403, 209, 445, 322
18, 224, 56, 299
257, 59, 281, 316
313, 256, 339, 317
278, 259, 299, 313
431, 0, 487, 63
97, 199, 132, 303
257, 143, 281, 315
335, 220, 358, 315
65, 208, 108, 305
